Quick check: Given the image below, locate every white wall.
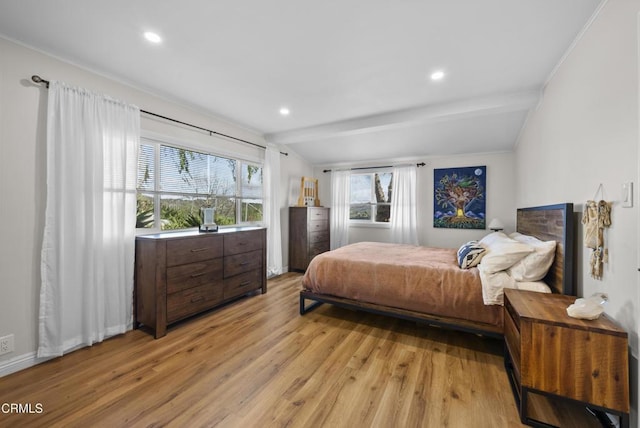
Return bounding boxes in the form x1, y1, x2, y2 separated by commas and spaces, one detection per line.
0, 37, 311, 373
314, 151, 516, 249
515, 0, 639, 424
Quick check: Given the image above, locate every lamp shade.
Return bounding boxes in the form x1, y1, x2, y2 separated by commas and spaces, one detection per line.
488, 218, 504, 231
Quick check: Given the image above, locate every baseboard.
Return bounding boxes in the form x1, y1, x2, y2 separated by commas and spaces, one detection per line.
0, 352, 52, 378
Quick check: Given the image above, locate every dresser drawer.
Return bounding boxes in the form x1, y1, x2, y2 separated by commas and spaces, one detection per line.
309, 230, 329, 244
224, 249, 263, 278
308, 220, 328, 233
224, 269, 263, 299
224, 230, 264, 256
307, 207, 329, 221
166, 235, 223, 267
309, 241, 330, 259
166, 259, 223, 294
167, 283, 223, 323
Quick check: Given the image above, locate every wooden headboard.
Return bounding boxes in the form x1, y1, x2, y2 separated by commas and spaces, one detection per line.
516, 203, 575, 296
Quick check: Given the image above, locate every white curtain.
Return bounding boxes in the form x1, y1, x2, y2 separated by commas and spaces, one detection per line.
39, 81, 139, 358
330, 170, 351, 249
263, 145, 283, 277
391, 165, 419, 245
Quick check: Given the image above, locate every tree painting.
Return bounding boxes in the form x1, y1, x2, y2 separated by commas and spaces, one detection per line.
433, 166, 486, 229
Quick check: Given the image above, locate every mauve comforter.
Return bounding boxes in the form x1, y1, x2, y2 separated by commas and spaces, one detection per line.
301, 242, 502, 328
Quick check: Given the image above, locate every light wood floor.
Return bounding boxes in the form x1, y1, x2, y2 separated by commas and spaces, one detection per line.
1, 273, 534, 427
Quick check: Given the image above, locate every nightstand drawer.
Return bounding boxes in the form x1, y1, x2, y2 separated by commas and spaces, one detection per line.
504, 310, 521, 383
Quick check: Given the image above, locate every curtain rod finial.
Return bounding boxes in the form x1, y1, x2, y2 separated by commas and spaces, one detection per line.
31, 75, 49, 88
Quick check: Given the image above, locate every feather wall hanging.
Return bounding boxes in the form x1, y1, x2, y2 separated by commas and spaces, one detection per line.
582, 187, 612, 280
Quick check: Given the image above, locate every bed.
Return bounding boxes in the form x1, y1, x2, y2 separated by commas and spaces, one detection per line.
299, 203, 574, 338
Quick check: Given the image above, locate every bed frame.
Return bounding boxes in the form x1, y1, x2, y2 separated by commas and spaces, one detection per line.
299, 203, 574, 338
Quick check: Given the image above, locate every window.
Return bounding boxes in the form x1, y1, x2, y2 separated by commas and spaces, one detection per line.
136, 138, 263, 230
350, 171, 393, 223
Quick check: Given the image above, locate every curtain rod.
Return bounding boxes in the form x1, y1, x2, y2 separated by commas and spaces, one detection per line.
31, 75, 288, 156
323, 162, 425, 173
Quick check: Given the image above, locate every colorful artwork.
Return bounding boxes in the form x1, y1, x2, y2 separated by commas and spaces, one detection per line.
434, 166, 486, 229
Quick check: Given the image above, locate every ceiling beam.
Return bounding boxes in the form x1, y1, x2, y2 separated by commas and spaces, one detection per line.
265, 90, 541, 145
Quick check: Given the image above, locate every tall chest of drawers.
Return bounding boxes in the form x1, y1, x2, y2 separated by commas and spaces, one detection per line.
135, 227, 266, 338
289, 206, 330, 272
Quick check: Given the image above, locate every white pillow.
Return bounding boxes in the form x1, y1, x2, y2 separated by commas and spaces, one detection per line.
478, 231, 510, 247
478, 232, 534, 274
507, 233, 557, 282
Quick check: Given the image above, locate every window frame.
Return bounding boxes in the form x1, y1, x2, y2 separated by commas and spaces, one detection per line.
136, 134, 264, 232
349, 170, 393, 227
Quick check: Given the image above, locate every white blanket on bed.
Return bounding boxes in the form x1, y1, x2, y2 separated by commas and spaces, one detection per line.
478, 264, 551, 305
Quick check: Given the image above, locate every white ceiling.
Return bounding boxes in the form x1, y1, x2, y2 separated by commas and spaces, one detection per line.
0, 0, 603, 165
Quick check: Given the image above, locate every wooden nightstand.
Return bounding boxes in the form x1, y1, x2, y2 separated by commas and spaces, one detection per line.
504, 289, 629, 428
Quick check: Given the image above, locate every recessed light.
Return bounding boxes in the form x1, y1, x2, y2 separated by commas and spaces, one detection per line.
430, 70, 445, 81
144, 31, 162, 44
279, 107, 290, 116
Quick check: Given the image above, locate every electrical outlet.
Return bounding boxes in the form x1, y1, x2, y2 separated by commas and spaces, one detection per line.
0, 334, 14, 356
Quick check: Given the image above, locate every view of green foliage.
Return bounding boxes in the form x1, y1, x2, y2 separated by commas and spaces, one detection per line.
136, 144, 263, 230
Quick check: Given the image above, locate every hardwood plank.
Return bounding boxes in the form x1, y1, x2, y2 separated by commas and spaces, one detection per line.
0, 272, 561, 427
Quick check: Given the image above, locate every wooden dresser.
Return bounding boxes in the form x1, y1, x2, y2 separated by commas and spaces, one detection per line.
135, 227, 266, 338
504, 289, 629, 427
289, 206, 330, 272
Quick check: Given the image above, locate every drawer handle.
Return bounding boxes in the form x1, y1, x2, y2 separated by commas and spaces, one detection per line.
190, 296, 205, 303
190, 248, 209, 253
239, 281, 251, 287
191, 272, 206, 278
240, 261, 249, 266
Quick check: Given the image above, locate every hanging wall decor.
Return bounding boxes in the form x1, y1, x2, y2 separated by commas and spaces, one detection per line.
434, 166, 486, 229
582, 198, 612, 280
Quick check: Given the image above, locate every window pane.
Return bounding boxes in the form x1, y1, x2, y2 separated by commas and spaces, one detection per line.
241, 163, 263, 198
136, 139, 261, 230
137, 144, 155, 191
375, 172, 393, 203
241, 199, 263, 222
214, 197, 237, 225
375, 204, 391, 222
349, 172, 393, 223
160, 146, 206, 194
350, 204, 371, 220
159, 146, 237, 196
350, 175, 372, 203
160, 195, 203, 230
136, 193, 155, 228
209, 157, 237, 196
